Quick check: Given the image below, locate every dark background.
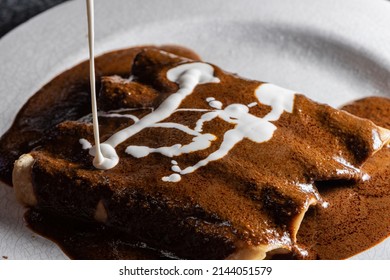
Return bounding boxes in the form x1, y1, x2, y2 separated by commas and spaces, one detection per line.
0, 0, 70, 38
0, 0, 389, 39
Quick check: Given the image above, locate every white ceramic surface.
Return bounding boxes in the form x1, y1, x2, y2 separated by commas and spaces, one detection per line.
0, 0, 389, 259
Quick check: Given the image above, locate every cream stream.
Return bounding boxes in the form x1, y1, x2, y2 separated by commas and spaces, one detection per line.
86, 0, 113, 169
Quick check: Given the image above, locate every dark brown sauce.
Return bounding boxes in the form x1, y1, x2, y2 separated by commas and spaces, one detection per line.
0, 45, 200, 186
296, 97, 390, 259
24, 208, 175, 259
22, 97, 390, 260
0, 46, 389, 259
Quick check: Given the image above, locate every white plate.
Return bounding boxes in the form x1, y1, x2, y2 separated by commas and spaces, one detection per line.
0, 0, 390, 259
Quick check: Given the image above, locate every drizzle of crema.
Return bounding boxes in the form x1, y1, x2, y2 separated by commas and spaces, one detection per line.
85, 0, 295, 181
83, 59, 295, 182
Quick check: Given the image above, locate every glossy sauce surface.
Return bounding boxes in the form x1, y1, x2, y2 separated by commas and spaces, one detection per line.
23, 96, 390, 260
0, 47, 389, 259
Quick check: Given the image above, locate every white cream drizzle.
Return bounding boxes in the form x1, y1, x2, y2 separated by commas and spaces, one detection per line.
82, 62, 296, 181
83, 11, 296, 181
206, 97, 223, 110
176, 102, 279, 177
144, 83, 295, 182
79, 138, 92, 150
86, 62, 220, 170
254, 84, 295, 121
162, 173, 181, 183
